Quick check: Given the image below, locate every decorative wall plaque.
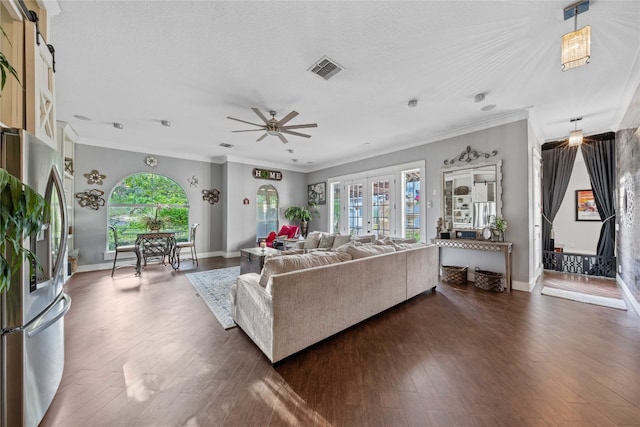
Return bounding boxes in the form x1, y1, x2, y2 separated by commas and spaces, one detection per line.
64, 157, 74, 174
202, 189, 220, 204
252, 168, 282, 181
187, 175, 199, 187
83, 169, 106, 185
145, 156, 158, 168
444, 146, 498, 165
75, 189, 106, 210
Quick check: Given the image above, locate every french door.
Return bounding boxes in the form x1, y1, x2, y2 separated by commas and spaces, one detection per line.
344, 175, 394, 237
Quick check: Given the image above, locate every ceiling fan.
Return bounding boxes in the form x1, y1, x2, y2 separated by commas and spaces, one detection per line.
227, 108, 317, 144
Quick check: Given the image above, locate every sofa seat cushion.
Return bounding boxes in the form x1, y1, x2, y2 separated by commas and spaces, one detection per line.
260, 251, 352, 291
346, 244, 396, 259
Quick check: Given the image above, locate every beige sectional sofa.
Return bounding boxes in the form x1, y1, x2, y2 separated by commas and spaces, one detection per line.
231, 242, 438, 363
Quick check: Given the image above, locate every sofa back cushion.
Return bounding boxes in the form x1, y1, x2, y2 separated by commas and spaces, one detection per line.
393, 242, 426, 251
260, 251, 352, 292
346, 244, 396, 259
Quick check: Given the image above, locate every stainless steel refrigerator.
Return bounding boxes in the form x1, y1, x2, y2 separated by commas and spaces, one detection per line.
1, 128, 71, 427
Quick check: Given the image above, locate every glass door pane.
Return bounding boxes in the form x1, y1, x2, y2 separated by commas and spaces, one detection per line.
347, 183, 363, 235
371, 178, 391, 238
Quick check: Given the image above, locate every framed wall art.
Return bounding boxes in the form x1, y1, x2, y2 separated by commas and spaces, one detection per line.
308, 182, 326, 205
575, 189, 599, 221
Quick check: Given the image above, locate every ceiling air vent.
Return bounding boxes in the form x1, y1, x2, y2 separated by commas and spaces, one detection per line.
309, 56, 343, 80
219, 143, 233, 148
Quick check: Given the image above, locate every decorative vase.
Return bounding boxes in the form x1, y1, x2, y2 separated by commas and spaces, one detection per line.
300, 220, 309, 238
498, 230, 504, 242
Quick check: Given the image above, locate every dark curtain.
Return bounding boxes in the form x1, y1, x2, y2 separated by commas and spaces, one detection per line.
580, 132, 616, 260
541, 141, 578, 251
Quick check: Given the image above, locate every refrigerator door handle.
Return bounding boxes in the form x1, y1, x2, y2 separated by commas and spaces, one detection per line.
25, 292, 72, 338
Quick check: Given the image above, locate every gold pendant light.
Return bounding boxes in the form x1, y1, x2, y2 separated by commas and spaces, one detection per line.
562, 0, 591, 71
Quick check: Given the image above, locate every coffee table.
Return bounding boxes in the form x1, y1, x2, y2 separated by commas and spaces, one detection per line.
240, 247, 280, 275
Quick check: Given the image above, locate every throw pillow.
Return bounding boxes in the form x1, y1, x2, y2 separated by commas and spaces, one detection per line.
332, 234, 351, 249
346, 244, 396, 259
303, 231, 322, 249
318, 233, 336, 249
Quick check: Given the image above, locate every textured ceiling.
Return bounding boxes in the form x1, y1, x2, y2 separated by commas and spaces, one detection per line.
50, 1, 640, 171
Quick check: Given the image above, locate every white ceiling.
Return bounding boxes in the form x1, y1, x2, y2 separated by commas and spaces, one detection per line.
50, 1, 640, 172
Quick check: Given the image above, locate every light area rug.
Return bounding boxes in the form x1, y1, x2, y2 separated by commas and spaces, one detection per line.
185, 266, 239, 329
541, 286, 628, 311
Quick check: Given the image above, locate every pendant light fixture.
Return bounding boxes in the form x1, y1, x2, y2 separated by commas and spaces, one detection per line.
568, 117, 583, 146
561, 0, 591, 71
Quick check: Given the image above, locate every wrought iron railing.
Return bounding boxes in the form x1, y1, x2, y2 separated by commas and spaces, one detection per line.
543, 250, 616, 278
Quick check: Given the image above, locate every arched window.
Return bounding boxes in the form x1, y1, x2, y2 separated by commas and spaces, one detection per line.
256, 184, 278, 238
107, 173, 189, 250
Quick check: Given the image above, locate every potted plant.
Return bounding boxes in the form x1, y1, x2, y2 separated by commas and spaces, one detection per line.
142, 204, 169, 231
284, 202, 319, 237
0, 169, 45, 293
492, 216, 508, 242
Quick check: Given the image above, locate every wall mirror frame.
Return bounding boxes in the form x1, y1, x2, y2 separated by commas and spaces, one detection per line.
441, 160, 502, 233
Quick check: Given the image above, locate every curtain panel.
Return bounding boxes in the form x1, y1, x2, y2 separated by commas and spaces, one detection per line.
541, 141, 578, 251
580, 132, 616, 261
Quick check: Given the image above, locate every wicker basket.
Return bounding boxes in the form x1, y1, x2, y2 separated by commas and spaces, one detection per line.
441, 265, 468, 284
474, 268, 504, 292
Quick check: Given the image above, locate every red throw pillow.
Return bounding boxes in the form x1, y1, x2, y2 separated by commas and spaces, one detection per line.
266, 231, 277, 243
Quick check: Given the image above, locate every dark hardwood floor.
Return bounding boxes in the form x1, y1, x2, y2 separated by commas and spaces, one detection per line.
40, 258, 640, 426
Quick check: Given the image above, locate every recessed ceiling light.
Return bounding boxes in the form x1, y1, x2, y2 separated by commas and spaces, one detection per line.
292, 159, 298, 163
73, 114, 91, 121
113, 122, 124, 129
287, 149, 294, 154
474, 93, 486, 103
481, 104, 496, 111
408, 99, 418, 108
219, 143, 233, 148
161, 120, 171, 127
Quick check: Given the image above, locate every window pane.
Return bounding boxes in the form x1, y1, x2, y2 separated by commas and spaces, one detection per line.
257, 184, 278, 237
107, 173, 190, 250
371, 179, 391, 238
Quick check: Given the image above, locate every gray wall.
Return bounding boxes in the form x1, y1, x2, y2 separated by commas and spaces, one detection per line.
73, 144, 223, 266
223, 162, 306, 253
616, 127, 640, 306
307, 119, 532, 287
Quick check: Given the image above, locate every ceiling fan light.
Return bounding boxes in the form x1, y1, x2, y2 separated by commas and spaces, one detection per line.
568, 129, 583, 145
561, 25, 591, 71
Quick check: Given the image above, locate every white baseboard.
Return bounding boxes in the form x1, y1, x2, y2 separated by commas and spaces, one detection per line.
512, 279, 534, 293
77, 251, 236, 273
617, 274, 640, 316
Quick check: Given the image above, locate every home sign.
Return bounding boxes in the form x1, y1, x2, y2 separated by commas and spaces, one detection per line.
252, 168, 282, 181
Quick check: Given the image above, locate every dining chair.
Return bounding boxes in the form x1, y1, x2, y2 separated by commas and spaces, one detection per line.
176, 223, 199, 266
109, 225, 137, 277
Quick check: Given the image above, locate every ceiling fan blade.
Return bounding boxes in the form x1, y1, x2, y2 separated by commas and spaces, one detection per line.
281, 123, 318, 130
276, 110, 299, 127
251, 108, 270, 124
227, 116, 265, 127
280, 129, 312, 138
231, 129, 266, 133
257, 133, 269, 142
277, 133, 289, 144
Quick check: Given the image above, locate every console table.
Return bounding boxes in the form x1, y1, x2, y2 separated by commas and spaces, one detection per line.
434, 239, 513, 293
